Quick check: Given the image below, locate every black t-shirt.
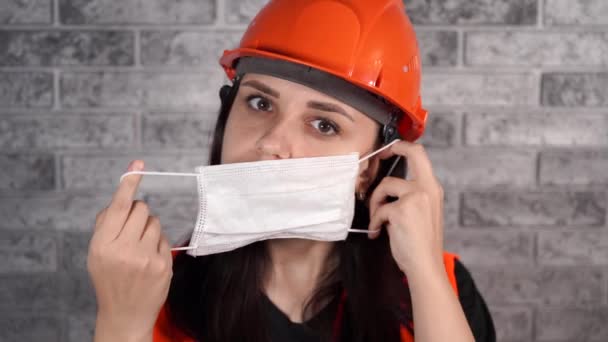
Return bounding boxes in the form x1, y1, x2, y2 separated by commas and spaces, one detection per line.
264, 259, 496, 342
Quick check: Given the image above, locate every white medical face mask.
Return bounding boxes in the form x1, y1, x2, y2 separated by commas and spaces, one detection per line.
120, 140, 400, 257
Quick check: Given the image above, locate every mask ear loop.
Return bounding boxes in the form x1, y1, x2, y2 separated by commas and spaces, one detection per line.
347, 228, 381, 233
173, 229, 381, 252
172, 245, 197, 251
358, 138, 400, 164
120, 171, 199, 183
350, 138, 402, 235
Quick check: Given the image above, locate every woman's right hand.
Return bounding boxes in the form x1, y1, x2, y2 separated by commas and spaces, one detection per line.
87, 160, 173, 342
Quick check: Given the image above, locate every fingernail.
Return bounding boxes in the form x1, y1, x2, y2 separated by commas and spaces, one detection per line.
132, 160, 143, 171
127, 160, 135, 172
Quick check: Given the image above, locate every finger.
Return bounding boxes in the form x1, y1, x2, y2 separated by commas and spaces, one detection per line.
159, 236, 174, 285
141, 216, 162, 251
94, 208, 108, 232
368, 177, 416, 217
118, 200, 150, 242
379, 141, 435, 183
377, 146, 394, 160
158, 235, 172, 260
99, 160, 145, 241
368, 201, 399, 239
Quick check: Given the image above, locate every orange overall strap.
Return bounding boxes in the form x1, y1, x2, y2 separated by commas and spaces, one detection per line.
153, 304, 196, 342
153, 250, 196, 342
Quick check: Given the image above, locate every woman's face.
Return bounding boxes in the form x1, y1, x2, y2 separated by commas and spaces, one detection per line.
221, 73, 381, 191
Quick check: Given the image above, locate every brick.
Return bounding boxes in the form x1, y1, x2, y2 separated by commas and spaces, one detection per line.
0, 230, 57, 273
537, 306, 608, 341
545, 0, 608, 26
141, 31, 241, 67
417, 31, 458, 67
0, 315, 61, 341
542, 73, 608, 107
145, 194, 199, 245
419, 112, 460, 148
59, 0, 216, 24
466, 31, 608, 67
66, 312, 95, 342
62, 154, 206, 192
444, 230, 534, 266
60, 271, 97, 313
540, 150, 608, 185
0, 114, 135, 149
539, 231, 608, 265
470, 266, 604, 306
225, 0, 268, 24
461, 191, 606, 227
0, 193, 110, 231
465, 112, 608, 146
489, 306, 532, 342
61, 72, 224, 110
0, 0, 51, 24
142, 113, 217, 149
61, 232, 91, 271
0, 274, 60, 311
0, 72, 53, 108
0, 154, 55, 191
403, 0, 537, 25
0, 31, 134, 66
422, 73, 536, 106
442, 190, 459, 230
428, 148, 536, 188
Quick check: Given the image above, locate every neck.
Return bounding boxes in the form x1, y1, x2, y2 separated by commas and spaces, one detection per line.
263, 238, 337, 322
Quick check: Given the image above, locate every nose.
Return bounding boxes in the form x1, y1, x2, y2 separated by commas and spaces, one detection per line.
254, 118, 292, 160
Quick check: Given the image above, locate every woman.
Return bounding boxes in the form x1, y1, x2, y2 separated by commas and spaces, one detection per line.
87, 1, 495, 341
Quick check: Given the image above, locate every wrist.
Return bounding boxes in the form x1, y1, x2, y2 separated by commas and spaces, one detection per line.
95, 313, 153, 342
399, 255, 447, 285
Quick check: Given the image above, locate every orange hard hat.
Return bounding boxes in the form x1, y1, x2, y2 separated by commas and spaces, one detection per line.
219, 0, 427, 142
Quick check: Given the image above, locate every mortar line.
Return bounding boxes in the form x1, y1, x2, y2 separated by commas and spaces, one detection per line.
537, 0, 544, 29
457, 28, 465, 68
134, 29, 141, 68
53, 0, 60, 27
52, 68, 61, 111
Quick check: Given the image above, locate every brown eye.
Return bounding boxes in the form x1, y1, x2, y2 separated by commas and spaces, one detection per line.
310, 119, 340, 136
246, 95, 273, 111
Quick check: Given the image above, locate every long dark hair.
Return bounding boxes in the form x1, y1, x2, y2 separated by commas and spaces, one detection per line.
166, 79, 413, 341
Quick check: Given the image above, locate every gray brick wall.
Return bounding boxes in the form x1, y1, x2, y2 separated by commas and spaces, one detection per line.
0, 0, 606, 341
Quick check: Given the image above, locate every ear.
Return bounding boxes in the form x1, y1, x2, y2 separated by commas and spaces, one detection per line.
356, 154, 381, 195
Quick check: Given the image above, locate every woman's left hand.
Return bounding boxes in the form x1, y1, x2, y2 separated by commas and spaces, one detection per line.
367, 140, 445, 276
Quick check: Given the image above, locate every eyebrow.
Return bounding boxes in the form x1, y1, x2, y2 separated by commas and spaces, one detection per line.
307, 101, 354, 122
241, 80, 280, 98
241, 79, 354, 122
